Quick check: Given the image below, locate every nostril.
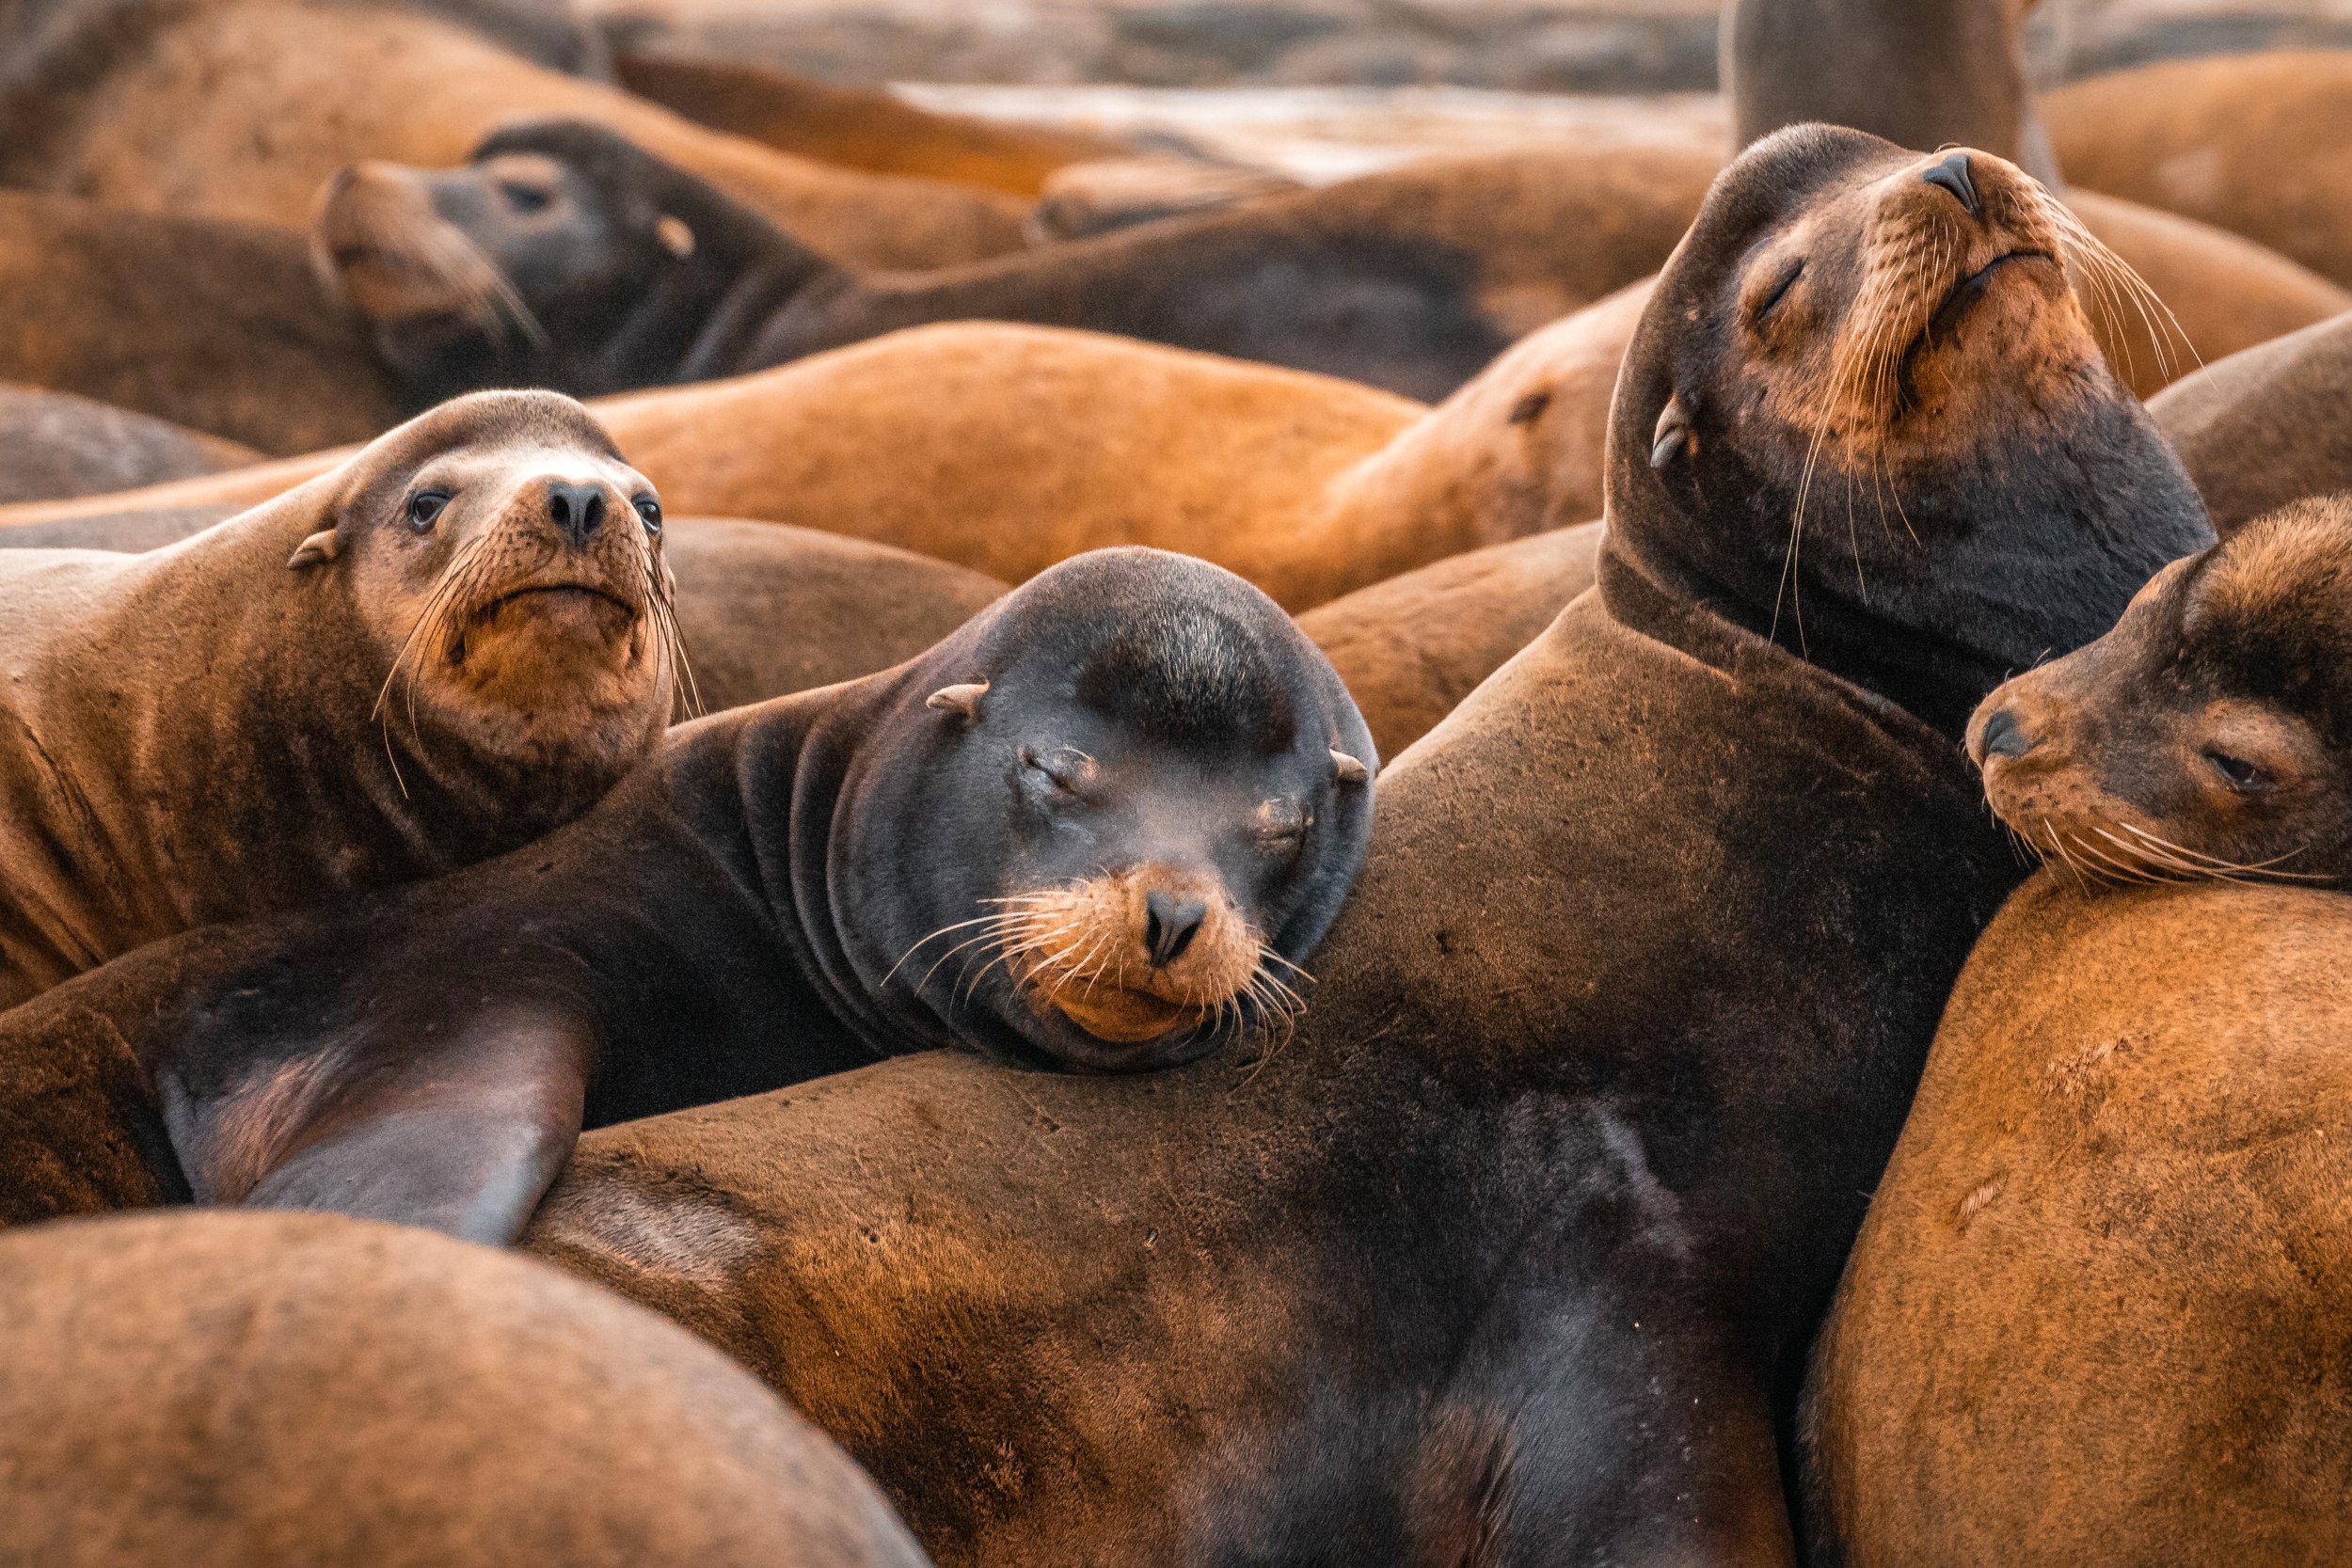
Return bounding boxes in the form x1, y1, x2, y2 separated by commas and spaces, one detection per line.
1979, 705, 2036, 760
1143, 891, 1208, 968
1921, 151, 1981, 218
545, 481, 606, 546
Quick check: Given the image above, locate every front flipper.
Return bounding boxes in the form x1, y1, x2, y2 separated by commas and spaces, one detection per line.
171, 1004, 596, 1245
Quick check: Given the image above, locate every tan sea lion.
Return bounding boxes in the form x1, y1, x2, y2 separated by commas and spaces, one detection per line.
0, 1210, 931, 1568
492, 130, 2209, 1565
2148, 309, 2352, 534
0, 0, 1027, 269
0, 383, 259, 502
0, 189, 401, 453
1025, 156, 1306, 243
0, 388, 676, 1006
611, 50, 1126, 198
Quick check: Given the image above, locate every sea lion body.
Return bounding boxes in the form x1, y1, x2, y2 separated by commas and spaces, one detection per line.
0, 1210, 930, 1568
0, 389, 675, 1006
2149, 309, 2352, 534
0, 549, 1375, 1242
513, 130, 2209, 1564
0, 0, 1026, 269
1804, 876, 2352, 1567
0, 383, 258, 502
320, 119, 1723, 403
0, 189, 400, 452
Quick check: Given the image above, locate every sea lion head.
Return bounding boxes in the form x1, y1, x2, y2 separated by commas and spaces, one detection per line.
293, 389, 679, 825
1610, 123, 2210, 735
1968, 495, 2352, 885
836, 548, 1378, 1072
311, 119, 812, 405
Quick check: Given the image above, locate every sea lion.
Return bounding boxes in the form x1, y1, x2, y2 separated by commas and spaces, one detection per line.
314, 116, 1722, 402
507, 129, 2210, 1566
1803, 875, 2352, 1567
0, 0, 1027, 269
1295, 520, 1604, 760
1025, 156, 1305, 243
0, 1209, 930, 1568
2148, 309, 2352, 534
1966, 494, 2352, 883
0, 548, 1375, 1242
2044, 51, 2352, 291
0, 189, 401, 453
0, 388, 675, 1007
610, 50, 1126, 198
0, 318, 1613, 611
0, 383, 259, 503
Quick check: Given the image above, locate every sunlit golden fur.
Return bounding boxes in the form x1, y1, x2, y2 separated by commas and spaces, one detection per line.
310, 159, 543, 348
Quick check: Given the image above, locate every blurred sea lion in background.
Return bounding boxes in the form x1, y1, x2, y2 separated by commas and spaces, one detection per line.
0, 384, 259, 502
0, 0, 1028, 269
0, 1210, 932, 1568
2149, 309, 2352, 534
1025, 156, 1306, 243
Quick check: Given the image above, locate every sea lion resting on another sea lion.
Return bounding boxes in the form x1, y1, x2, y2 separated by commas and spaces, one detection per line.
0, 548, 1375, 1243
0, 388, 676, 1007
0, 383, 258, 502
2149, 310, 2352, 535
0, 1210, 930, 1568
509, 129, 2210, 1566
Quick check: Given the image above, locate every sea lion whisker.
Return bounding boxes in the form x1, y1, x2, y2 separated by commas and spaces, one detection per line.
1256, 947, 1314, 982
2113, 821, 2327, 879
882, 913, 1007, 987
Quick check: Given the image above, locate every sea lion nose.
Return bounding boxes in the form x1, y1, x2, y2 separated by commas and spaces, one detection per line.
545, 480, 607, 546
1977, 705, 2036, 761
1143, 891, 1207, 968
1921, 152, 1981, 219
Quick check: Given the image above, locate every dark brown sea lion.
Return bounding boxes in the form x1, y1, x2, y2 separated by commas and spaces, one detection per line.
2045, 51, 2352, 291
610, 50, 1126, 198
0, 548, 1375, 1242
0, 383, 259, 502
0, 388, 675, 1007
1803, 874, 2352, 1568
0, 1209, 931, 1568
0, 0, 1026, 269
1966, 494, 2352, 884
0, 189, 400, 453
1295, 519, 1604, 760
314, 116, 1722, 402
501, 128, 2210, 1566
2148, 309, 2352, 534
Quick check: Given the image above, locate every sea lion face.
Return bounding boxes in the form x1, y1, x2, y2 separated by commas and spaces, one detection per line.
310, 391, 679, 788
849, 550, 1377, 1072
1968, 497, 2352, 883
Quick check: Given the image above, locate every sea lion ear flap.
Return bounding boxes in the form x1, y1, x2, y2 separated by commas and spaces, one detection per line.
286, 529, 342, 570
1650, 394, 1695, 470
927, 680, 989, 723
1331, 749, 1372, 785
655, 214, 696, 258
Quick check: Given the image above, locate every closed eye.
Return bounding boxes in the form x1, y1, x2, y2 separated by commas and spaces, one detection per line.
1755, 259, 1804, 321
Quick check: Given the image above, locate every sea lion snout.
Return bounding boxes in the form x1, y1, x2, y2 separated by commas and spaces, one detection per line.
1968, 704, 2037, 764
543, 479, 609, 546
1143, 889, 1208, 967
1920, 151, 1982, 219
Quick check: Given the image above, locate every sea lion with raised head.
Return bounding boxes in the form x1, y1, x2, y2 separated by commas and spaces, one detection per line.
2148, 309, 2352, 534
0, 0, 1027, 268
0, 388, 675, 1007
314, 116, 1722, 402
0, 1209, 931, 1568
0, 548, 1375, 1242
508, 128, 2210, 1566
0, 383, 259, 503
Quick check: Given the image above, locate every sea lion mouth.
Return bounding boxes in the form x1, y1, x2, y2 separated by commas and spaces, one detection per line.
1031, 983, 1202, 1044
472, 582, 638, 621
1925, 249, 2054, 341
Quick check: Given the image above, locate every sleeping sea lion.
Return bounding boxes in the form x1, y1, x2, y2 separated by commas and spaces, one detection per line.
0, 383, 259, 502
0, 189, 401, 452
0, 388, 675, 1006
2148, 309, 2352, 534
0, 1209, 930, 1568
511, 128, 2211, 1566
314, 116, 1722, 401
1804, 875, 2352, 1567
610, 51, 1126, 198
0, 0, 1026, 268
0, 547, 1375, 1242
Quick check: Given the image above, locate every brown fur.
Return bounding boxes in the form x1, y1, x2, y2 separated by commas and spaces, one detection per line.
0, 389, 674, 1006
1804, 874, 2352, 1567
0, 382, 258, 501
2150, 309, 2352, 534
0, 0, 1026, 269
612, 51, 1124, 198
0, 1210, 930, 1568
1026, 157, 1304, 243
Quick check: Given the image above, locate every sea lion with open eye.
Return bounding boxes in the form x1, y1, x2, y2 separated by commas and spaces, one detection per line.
0, 388, 676, 1008
1968, 493, 2352, 885
0, 547, 1375, 1242
498, 127, 2209, 1568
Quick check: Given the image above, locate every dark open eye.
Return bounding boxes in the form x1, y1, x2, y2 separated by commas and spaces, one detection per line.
633, 496, 662, 534
2204, 749, 2268, 791
500, 181, 552, 214
1755, 259, 1804, 321
406, 490, 450, 531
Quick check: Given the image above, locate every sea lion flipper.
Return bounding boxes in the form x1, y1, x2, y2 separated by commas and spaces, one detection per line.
223, 1006, 594, 1245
